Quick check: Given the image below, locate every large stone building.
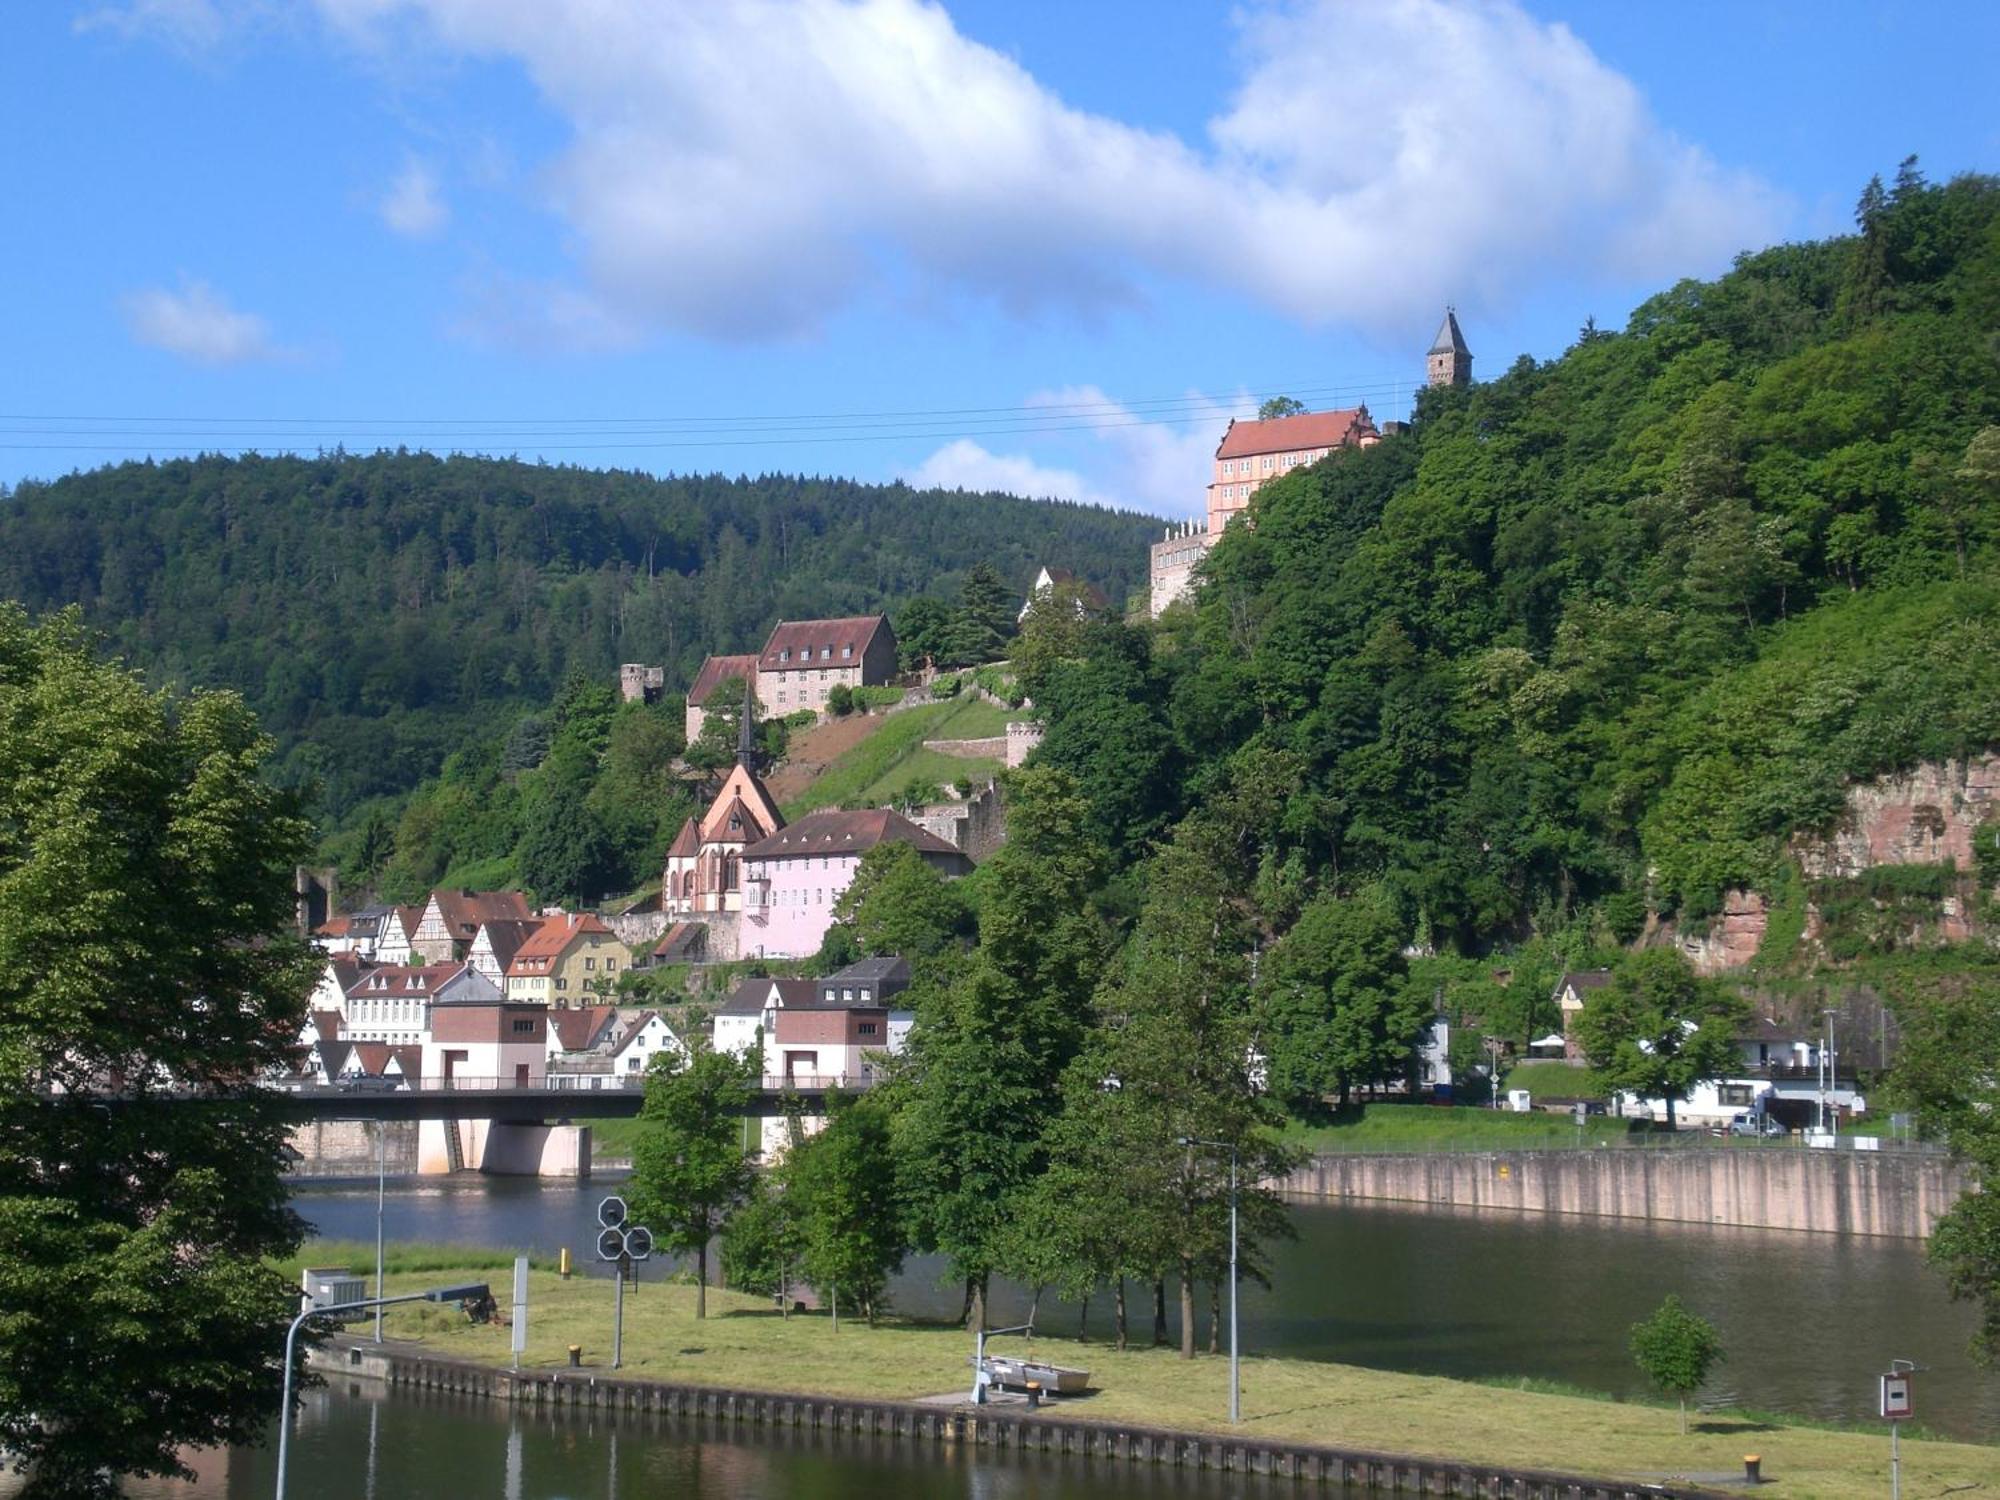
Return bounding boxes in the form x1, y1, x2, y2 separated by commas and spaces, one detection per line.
684, 652, 760, 744
740, 808, 971, 959
1148, 312, 1470, 616
754, 615, 897, 718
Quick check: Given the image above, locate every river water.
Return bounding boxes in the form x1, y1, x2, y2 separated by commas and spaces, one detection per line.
71, 1382, 1324, 1499
294, 1175, 2000, 1442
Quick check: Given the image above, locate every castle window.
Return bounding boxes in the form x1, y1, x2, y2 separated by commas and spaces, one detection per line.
841, 645, 852, 658
821, 647, 831, 660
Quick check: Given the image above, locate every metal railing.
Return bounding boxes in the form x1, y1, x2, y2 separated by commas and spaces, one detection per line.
269, 1072, 876, 1096
1292, 1130, 1945, 1159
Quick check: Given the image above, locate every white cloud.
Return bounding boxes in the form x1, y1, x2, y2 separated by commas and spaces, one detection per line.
77, 0, 229, 53
1028, 385, 1238, 519
300, 0, 1781, 346
902, 439, 1110, 508
121, 279, 290, 365
380, 158, 449, 238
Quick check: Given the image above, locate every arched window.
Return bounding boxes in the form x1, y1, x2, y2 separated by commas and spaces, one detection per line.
723, 856, 739, 891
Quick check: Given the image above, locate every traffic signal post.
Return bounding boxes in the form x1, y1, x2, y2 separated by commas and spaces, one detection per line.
595, 1195, 655, 1370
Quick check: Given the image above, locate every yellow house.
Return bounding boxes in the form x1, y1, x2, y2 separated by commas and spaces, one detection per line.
504, 914, 625, 1008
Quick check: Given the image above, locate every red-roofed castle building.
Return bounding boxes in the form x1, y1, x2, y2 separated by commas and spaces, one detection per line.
1149, 313, 1469, 615
754, 615, 896, 717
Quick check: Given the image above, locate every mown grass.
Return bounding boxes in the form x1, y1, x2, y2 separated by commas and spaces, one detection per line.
356, 1265, 1995, 1500
277, 1240, 556, 1280
1281, 1103, 1634, 1154
1499, 1061, 1607, 1099
785, 697, 1012, 816
853, 747, 1002, 805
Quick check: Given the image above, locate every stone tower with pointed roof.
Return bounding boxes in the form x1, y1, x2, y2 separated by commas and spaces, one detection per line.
1427, 307, 1472, 388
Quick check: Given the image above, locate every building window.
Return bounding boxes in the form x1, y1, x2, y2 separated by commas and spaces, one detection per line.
555, 978, 567, 991
859, 1022, 878, 1037
1719, 1084, 1754, 1107
841, 645, 852, 658
584, 957, 596, 970
780, 648, 790, 662
606, 958, 616, 972
512, 1019, 535, 1034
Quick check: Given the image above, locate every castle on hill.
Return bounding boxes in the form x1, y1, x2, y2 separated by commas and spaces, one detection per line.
1148, 309, 1470, 615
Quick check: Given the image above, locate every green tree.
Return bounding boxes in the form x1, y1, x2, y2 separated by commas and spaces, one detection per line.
1571, 951, 1748, 1129
891, 768, 1108, 1327
1629, 1295, 1725, 1433
1093, 825, 1298, 1358
627, 1045, 758, 1317
719, 1176, 804, 1303
1888, 970, 2000, 1362
824, 841, 971, 973
513, 742, 618, 904
893, 596, 956, 671
0, 606, 320, 1497
1256, 885, 1418, 1114
1258, 396, 1307, 419
945, 563, 1016, 666
826, 682, 854, 716
787, 1095, 905, 1327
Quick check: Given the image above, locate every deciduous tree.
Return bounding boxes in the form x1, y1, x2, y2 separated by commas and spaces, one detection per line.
1572, 951, 1747, 1129
0, 606, 321, 1498
628, 1044, 757, 1317
1629, 1295, 1725, 1433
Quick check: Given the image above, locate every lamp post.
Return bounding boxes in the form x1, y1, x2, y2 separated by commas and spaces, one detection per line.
1178, 1135, 1240, 1425
373, 1122, 387, 1343
276, 1282, 490, 1500
1820, 1007, 1839, 1135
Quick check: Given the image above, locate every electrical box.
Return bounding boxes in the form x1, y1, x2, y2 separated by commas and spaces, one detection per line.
301, 1266, 367, 1317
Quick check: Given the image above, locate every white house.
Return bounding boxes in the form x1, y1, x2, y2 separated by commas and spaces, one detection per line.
712, 977, 818, 1061
341, 961, 497, 1045
610, 1011, 686, 1078
1615, 1017, 1867, 1127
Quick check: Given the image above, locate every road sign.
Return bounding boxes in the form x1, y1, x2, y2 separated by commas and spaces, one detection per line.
597, 1195, 627, 1230
597, 1227, 625, 1261
623, 1225, 654, 1261
1881, 1373, 1913, 1420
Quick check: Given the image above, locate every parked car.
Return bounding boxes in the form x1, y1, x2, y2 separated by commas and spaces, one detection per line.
334, 1075, 401, 1093
1722, 1112, 1786, 1138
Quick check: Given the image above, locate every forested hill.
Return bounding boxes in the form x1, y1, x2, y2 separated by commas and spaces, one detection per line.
0, 455, 1157, 813
1030, 162, 2000, 952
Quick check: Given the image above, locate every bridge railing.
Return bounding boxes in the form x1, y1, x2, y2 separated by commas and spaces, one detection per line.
269, 1072, 876, 1096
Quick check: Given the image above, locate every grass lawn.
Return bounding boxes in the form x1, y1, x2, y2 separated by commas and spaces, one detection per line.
853, 747, 1002, 805
351, 1264, 1993, 1500
785, 697, 1012, 816
1281, 1103, 1634, 1154
1501, 1061, 1606, 1099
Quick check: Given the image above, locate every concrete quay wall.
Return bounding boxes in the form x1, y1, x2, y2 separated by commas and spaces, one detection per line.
1279, 1148, 1972, 1239
316, 1336, 1727, 1499
286, 1120, 418, 1179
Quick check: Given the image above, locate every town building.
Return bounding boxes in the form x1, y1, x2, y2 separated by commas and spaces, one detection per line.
342, 961, 499, 1044
754, 615, 897, 718
740, 808, 973, 959
410, 889, 534, 964
546, 1004, 621, 1061
663, 731, 787, 923
1553, 969, 1613, 1060
1427, 307, 1473, 389
421, 996, 549, 1090
712, 976, 818, 1060
609, 1010, 684, 1078
503, 913, 623, 1008
469, 917, 544, 987
373, 905, 423, 965
684, 652, 760, 744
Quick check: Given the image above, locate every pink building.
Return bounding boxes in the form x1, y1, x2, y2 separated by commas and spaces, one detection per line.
663, 757, 786, 920
740, 809, 971, 958
1206, 406, 1380, 537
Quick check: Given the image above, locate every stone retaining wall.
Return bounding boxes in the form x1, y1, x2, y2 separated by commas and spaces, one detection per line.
1280, 1147, 1971, 1239
317, 1336, 1726, 1498
286, 1120, 418, 1178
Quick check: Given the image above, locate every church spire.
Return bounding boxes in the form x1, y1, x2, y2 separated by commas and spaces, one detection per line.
736, 676, 757, 769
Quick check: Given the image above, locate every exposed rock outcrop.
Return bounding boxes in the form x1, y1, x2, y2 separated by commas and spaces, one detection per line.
1793, 753, 2000, 879
1676, 888, 1768, 976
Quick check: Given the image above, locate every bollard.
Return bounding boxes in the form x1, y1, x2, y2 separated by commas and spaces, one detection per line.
560, 1247, 571, 1280
1744, 1454, 1761, 1484
568, 1344, 582, 1368
1026, 1381, 1042, 1410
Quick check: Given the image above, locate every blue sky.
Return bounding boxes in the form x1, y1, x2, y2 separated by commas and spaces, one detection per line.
3, 1, 1995, 518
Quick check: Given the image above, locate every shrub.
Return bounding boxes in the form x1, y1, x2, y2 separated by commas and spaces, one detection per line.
826, 683, 854, 716
930, 673, 963, 699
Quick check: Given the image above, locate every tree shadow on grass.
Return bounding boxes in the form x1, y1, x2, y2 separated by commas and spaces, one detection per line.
1692, 1418, 1781, 1435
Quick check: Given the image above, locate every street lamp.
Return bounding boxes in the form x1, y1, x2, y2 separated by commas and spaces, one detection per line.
1178, 1135, 1240, 1425
1820, 1007, 1840, 1136
276, 1282, 490, 1500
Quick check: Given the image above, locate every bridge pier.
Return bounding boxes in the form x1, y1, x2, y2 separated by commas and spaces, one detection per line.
414, 1120, 592, 1177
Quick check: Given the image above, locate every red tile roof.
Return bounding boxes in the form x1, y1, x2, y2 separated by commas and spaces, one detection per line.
742, 807, 966, 861
688, 653, 760, 707
507, 913, 616, 976
344, 962, 466, 999
549, 1004, 620, 1053
1214, 407, 1377, 460
430, 888, 533, 940
473, 918, 545, 972
667, 817, 702, 859
757, 615, 891, 672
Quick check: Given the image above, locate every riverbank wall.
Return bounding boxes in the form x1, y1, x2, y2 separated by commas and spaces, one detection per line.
1278, 1147, 1971, 1239
286, 1120, 418, 1179
314, 1335, 1726, 1499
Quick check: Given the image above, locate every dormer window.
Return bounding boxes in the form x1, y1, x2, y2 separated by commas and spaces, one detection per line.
841, 645, 852, 658
779, 648, 790, 662
820, 646, 831, 660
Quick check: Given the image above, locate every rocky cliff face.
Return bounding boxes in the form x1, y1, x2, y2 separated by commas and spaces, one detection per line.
1671, 753, 1997, 974
1676, 889, 1768, 976
1793, 753, 2000, 879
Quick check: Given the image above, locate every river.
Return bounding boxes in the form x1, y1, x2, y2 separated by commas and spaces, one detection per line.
49, 1383, 1324, 1499
294, 1175, 1999, 1442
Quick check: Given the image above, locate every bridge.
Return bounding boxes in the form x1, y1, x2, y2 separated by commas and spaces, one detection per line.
270, 1075, 866, 1123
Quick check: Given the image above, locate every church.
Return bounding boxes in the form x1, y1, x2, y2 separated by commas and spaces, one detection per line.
662, 694, 785, 922
1149, 310, 1470, 615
